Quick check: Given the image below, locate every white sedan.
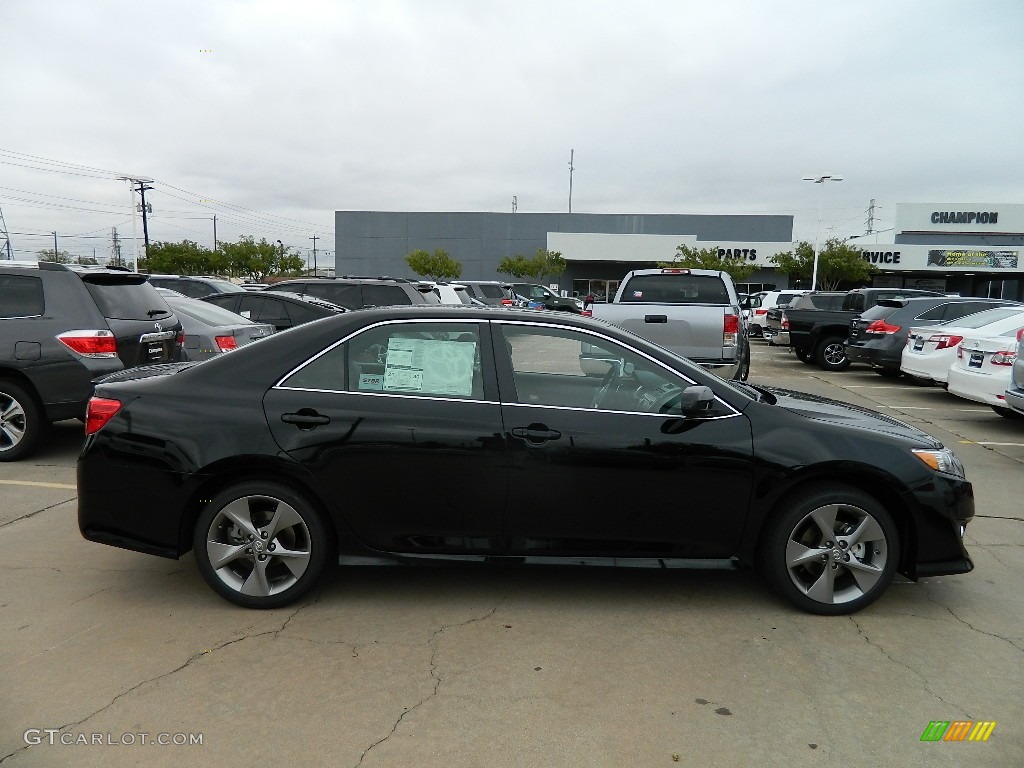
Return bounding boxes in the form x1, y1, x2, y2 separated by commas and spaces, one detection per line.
901, 305, 1024, 384
1005, 329, 1024, 415
946, 332, 1022, 418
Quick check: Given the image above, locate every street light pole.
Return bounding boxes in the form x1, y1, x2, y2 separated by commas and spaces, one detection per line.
802, 175, 843, 290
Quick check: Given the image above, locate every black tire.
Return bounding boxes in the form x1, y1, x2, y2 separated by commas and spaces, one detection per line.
759, 484, 899, 615
0, 381, 48, 462
733, 349, 750, 382
193, 480, 332, 609
793, 347, 810, 363
815, 336, 850, 371
992, 405, 1023, 419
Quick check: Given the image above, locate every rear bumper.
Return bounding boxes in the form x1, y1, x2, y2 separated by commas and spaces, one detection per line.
1004, 385, 1024, 414
845, 341, 902, 370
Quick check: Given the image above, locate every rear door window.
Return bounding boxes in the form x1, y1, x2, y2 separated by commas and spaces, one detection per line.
305, 282, 363, 308
0, 274, 44, 317
362, 284, 412, 306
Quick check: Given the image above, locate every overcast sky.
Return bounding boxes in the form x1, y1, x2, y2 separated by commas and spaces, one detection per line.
2, 0, 1022, 267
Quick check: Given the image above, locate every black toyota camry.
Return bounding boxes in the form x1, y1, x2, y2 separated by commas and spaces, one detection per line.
78, 305, 974, 614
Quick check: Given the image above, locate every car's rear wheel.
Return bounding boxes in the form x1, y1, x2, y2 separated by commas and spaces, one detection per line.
793, 347, 811, 363
760, 484, 899, 615
194, 481, 331, 609
815, 336, 850, 371
0, 381, 48, 462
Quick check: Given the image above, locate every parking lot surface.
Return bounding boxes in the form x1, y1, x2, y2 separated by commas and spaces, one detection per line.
1, 340, 1022, 767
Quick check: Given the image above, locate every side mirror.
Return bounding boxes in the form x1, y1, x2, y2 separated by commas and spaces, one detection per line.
679, 385, 714, 412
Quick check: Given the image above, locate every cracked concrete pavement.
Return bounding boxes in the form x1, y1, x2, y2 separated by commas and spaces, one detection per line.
1, 346, 1022, 767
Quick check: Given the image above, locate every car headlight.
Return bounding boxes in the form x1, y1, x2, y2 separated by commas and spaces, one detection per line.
912, 448, 966, 479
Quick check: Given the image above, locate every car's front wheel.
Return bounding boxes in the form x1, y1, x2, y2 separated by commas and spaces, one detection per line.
194, 481, 332, 608
760, 485, 899, 615
0, 381, 48, 462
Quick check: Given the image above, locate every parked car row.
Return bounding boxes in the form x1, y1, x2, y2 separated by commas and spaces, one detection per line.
758, 287, 1024, 418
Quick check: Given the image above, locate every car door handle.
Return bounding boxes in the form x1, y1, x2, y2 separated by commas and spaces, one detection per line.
281, 410, 331, 428
645, 314, 667, 323
511, 426, 561, 442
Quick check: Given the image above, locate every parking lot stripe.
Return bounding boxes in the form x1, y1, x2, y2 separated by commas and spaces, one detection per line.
880, 406, 933, 410
0, 479, 77, 490
969, 442, 1024, 447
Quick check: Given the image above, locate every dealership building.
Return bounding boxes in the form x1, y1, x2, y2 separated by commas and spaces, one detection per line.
334, 203, 1023, 302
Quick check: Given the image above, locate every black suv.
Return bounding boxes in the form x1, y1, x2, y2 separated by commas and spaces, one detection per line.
269, 276, 441, 309
146, 275, 245, 298
0, 262, 183, 460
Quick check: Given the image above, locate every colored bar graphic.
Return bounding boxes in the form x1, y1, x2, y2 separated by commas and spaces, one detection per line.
920, 720, 996, 742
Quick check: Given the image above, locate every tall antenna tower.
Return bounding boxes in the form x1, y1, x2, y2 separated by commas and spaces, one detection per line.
0, 202, 12, 259
865, 199, 876, 235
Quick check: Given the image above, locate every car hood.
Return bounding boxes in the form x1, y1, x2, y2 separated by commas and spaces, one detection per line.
761, 386, 943, 447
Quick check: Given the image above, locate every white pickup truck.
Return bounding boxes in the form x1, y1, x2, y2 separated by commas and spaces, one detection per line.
586, 267, 750, 381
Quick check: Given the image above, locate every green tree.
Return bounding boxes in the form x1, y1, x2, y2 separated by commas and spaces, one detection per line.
497, 249, 567, 282
658, 244, 758, 283
496, 254, 535, 278
140, 240, 223, 275
770, 238, 877, 290
37, 249, 74, 264
404, 248, 462, 281
532, 249, 566, 282
220, 236, 304, 282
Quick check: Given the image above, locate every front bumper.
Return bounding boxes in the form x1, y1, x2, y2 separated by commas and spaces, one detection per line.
903, 473, 975, 579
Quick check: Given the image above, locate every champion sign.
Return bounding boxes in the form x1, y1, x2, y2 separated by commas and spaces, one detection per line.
930, 211, 999, 225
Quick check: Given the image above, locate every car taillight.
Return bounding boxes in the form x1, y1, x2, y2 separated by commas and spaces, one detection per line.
500, 299, 513, 306
57, 330, 117, 358
215, 335, 238, 352
755, 309, 767, 316
660, 268, 690, 274
990, 350, 1017, 366
724, 314, 739, 346
926, 334, 963, 350
1017, 328, 1024, 342
581, 310, 593, 318
781, 315, 789, 330
85, 397, 122, 435
865, 319, 901, 335
176, 331, 185, 346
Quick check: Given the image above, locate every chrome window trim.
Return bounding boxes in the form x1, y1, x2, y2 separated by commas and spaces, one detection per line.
273, 315, 742, 418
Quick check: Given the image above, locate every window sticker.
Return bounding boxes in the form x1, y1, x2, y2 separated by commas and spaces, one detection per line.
382, 337, 476, 396
358, 373, 383, 390
632, 290, 643, 298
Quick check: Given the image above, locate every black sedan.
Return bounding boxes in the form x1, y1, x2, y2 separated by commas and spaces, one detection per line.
78, 306, 974, 614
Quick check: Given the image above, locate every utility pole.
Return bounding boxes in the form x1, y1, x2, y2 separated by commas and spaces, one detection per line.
309, 234, 319, 276
213, 215, 218, 254
567, 149, 575, 214
52, 231, 58, 261
118, 176, 153, 269
0, 202, 12, 259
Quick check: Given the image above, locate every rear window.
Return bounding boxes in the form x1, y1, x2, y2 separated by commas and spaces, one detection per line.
205, 279, 245, 294
620, 274, 729, 304
948, 307, 1024, 329
858, 303, 901, 321
362, 284, 413, 307
777, 292, 802, 307
478, 283, 506, 299
0, 274, 44, 317
167, 299, 255, 326
84, 279, 173, 321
